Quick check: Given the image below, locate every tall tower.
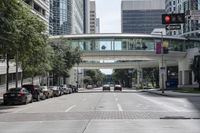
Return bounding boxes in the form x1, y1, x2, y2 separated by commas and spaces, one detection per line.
121, 0, 165, 34
90, 0, 96, 33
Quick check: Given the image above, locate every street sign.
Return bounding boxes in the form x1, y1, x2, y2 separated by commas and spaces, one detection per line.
166, 24, 181, 30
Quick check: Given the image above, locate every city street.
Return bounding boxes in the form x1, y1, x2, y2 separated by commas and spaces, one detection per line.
0, 88, 200, 133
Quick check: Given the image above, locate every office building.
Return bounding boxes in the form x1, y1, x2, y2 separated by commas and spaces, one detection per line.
96, 18, 100, 33
121, 0, 165, 34
90, 1, 96, 33
23, 0, 50, 32
49, 0, 84, 35
83, 0, 90, 33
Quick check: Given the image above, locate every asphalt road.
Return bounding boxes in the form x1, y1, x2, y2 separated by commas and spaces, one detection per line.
0, 87, 200, 133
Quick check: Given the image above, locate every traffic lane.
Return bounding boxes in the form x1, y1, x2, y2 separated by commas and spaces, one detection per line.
113, 92, 179, 112
138, 92, 200, 112
0, 120, 89, 133
0, 119, 200, 133
84, 120, 200, 133
0, 93, 94, 113
114, 91, 200, 112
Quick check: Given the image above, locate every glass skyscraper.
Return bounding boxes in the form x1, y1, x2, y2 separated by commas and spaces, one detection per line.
49, 0, 84, 35
121, 0, 165, 34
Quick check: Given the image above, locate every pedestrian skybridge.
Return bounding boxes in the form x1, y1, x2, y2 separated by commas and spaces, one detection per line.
49, 33, 200, 65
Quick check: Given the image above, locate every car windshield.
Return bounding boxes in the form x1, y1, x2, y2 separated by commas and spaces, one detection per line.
8, 88, 22, 93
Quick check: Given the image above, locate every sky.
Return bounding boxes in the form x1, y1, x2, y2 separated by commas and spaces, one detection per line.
96, 0, 121, 33
95, 0, 121, 75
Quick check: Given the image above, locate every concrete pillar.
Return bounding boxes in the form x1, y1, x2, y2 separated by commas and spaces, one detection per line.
136, 69, 143, 86
159, 61, 167, 89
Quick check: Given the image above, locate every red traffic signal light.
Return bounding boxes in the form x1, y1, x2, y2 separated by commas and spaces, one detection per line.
164, 15, 170, 24
162, 13, 185, 24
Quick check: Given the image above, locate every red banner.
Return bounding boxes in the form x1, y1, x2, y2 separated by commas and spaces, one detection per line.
155, 41, 162, 54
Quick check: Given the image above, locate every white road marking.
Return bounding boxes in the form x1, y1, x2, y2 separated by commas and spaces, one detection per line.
136, 94, 184, 112
13, 106, 32, 113
65, 105, 76, 112
117, 103, 123, 111
115, 98, 118, 102
83, 98, 87, 101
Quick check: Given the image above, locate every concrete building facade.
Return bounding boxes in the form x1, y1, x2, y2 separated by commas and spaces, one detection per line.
90, 1, 96, 33
121, 0, 166, 34
24, 0, 50, 32
96, 18, 100, 33
49, 0, 84, 35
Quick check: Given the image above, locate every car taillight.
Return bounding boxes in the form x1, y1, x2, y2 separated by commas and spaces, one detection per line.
17, 93, 25, 97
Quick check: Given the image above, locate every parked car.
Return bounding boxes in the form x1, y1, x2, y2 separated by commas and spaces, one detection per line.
22, 84, 45, 101
102, 84, 111, 91
41, 86, 54, 98
68, 84, 78, 93
60, 85, 70, 94
86, 84, 93, 89
114, 84, 122, 91
3, 87, 33, 105
50, 86, 61, 97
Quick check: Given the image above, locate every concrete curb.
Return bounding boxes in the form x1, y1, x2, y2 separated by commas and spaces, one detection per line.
144, 90, 200, 97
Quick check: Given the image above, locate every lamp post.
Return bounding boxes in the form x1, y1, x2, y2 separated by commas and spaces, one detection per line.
160, 32, 165, 94
154, 31, 165, 93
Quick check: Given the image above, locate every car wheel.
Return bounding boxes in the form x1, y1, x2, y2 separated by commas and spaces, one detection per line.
3, 101, 8, 105
30, 97, 33, 103
23, 98, 28, 105
37, 95, 40, 101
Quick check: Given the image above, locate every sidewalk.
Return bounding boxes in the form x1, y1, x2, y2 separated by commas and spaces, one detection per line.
144, 89, 200, 97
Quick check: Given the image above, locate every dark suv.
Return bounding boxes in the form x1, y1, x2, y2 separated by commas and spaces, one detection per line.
22, 84, 45, 101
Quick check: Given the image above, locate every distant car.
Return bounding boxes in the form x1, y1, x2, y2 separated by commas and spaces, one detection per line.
69, 84, 78, 93
50, 86, 61, 97
87, 84, 93, 89
3, 88, 33, 105
41, 86, 54, 98
103, 84, 111, 91
114, 84, 122, 91
22, 84, 45, 101
60, 85, 71, 94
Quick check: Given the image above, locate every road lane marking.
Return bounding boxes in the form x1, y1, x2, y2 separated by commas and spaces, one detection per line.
117, 103, 123, 111
136, 94, 183, 112
65, 105, 76, 112
115, 98, 118, 102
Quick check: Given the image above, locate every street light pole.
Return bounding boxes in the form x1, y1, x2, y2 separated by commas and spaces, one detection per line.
76, 63, 79, 89
161, 32, 165, 94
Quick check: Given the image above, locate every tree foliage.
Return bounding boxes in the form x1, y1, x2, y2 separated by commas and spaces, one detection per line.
84, 69, 105, 86
191, 55, 200, 89
50, 44, 82, 85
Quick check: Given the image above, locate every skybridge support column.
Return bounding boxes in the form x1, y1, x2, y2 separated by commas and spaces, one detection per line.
159, 61, 167, 90
137, 68, 143, 87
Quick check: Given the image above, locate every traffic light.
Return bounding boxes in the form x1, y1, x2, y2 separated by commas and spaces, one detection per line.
162, 13, 185, 24
163, 41, 169, 54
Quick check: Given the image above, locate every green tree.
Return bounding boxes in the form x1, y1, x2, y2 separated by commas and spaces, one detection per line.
84, 69, 104, 87
50, 44, 82, 85
0, 0, 23, 91
191, 55, 200, 90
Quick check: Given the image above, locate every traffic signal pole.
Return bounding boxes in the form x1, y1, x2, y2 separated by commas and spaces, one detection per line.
161, 32, 165, 94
